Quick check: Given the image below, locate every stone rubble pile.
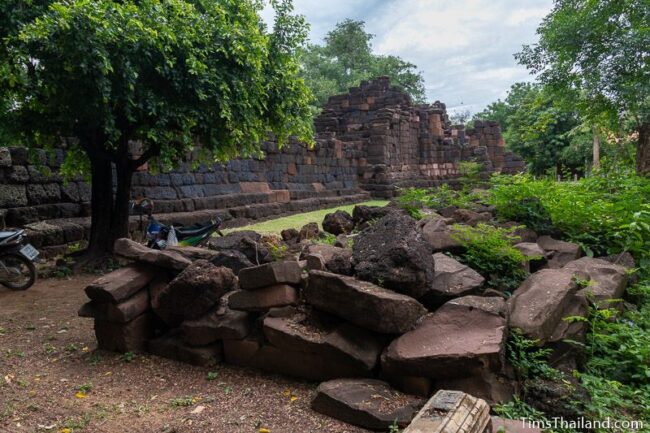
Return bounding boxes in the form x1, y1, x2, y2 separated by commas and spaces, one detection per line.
79, 203, 630, 432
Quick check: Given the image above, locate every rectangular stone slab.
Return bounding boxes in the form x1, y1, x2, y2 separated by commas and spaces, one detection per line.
238, 261, 303, 290
85, 264, 155, 304
403, 390, 491, 433
228, 284, 298, 311
104, 289, 151, 323
94, 313, 155, 353
304, 270, 427, 334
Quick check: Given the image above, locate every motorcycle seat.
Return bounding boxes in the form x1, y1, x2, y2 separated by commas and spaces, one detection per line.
0, 231, 22, 241
175, 223, 217, 237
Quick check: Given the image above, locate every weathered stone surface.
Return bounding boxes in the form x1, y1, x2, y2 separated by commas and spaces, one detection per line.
148, 331, 222, 366
403, 390, 491, 433
181, 293, 251, 346
537, 235, 582, 268
280, 228, 300, 244
103, 289, 151, 323
382, 297, 507, 379
238, 261, 302, 290
208, 230, 270, 264
352, 205, 392, 227
263, 311, 383, 371
0, 147, 11, 167
222, 337, 370, 381
228, 284, 299, 311
513, 242, 547, 273
306, 253, 327, 271
508, 269, 580, 343
451, 208, 492, 226
311, 379, 423, 430
166, 245, 219, 261
0, 184, 28, 208
421, 253, 485, 308
353, 212, 434, 298
435, 371, 515, 406
305, 270, 427, 334
563, 257, 628, 306
322, 210, 354, 235
114, 238, 192, 271
94, 313, 155, 353
299, 222, 320, 241
303, 244, 353, 275
419, 217, 463, 253
209, 249, 254, 274
85, 264, 155, 304
153, 260, 237, 327
600, 251, 635, 269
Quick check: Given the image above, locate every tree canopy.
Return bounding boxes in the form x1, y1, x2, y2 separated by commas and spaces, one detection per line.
299, 19, 426, 109
0, 0, 313, 255
516, 0, 650, 175
474, 83, 596, 176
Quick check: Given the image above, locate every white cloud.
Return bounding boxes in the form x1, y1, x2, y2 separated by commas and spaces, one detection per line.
506, 7, 549, 26
266, 0, 553, 112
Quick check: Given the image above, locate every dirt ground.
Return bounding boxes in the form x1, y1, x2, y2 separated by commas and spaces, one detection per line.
0, 275, 369, 433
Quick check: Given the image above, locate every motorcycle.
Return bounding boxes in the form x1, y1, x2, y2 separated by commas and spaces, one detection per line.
0, 229, 38, 290
145, 216, 224, 250
131, 198, 224, 250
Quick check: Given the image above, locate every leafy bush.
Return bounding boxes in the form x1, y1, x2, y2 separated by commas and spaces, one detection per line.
489, 171, 650, 258
507, 330, 561, 381
450, 223, 529, 291
490, 168, 650, 432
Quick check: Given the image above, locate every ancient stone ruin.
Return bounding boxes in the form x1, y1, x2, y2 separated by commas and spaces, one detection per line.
0, 77, 524, 256
77, 203, 631, 432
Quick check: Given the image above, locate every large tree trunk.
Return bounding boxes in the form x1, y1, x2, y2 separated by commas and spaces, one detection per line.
638, 118, 650, 176
111, 158, 134, 246
85, 154, 135, 258
86, 154, 115, 257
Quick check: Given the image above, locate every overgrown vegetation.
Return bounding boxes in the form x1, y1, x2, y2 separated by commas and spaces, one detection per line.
488, 168, 650, 260
450, 224, 529, 291
489, 167, 650, 432
394, 164, 650, 430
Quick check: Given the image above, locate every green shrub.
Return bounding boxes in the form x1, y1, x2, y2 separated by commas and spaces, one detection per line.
488, 171, 650, 258
450, 223, 529, 291
507, 329, 562, 381
395, 184, 486, 218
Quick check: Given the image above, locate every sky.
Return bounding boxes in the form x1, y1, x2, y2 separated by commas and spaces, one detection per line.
261, 0, 553, 113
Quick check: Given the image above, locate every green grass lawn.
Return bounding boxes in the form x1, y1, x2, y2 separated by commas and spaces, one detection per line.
223, 200, 389, 235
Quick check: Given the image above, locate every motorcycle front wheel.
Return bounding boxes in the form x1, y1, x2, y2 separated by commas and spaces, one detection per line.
0, 253, 36, 291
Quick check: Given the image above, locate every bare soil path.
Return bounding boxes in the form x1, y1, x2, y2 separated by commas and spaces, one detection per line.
0, 275, 367, 433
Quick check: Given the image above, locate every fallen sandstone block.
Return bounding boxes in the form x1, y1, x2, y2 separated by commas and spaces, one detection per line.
508, 269, 580, 343
84, 264, 155, 304
153, 260, 237, 327
421, 253, 485, 308
311, 378, 424, 430
238, 261, 303, 290
262, 310, 383, 372
148, 331, 222, 367
228, 284, 299, 311
114, 238, 192, 271
402, 390, 491, 433
94, 313, 155, 353
305, 270, 427, 334
382, 296, 507, 380
181, 293, 251, 346
537, 236, 581, 268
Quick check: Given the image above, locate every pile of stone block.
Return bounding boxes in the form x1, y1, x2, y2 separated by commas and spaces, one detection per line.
79, 203, 627, 431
